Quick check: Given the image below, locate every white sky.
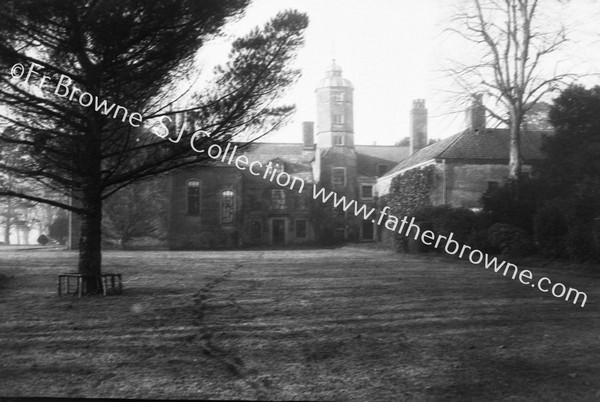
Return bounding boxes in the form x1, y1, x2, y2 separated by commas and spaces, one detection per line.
191, 0, 600, 145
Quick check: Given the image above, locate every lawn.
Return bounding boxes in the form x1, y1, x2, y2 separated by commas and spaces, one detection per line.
0, 247, 599, 401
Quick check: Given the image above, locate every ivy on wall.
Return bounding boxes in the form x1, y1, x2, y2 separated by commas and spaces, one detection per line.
387, 165, 435, 218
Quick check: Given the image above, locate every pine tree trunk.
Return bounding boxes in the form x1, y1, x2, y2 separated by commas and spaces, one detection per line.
78, 190, 103, 293
3, 198, 10, 245
76, 117, 105, 294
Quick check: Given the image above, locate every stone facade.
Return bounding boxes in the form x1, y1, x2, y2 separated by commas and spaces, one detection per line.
167, 60, 407, 248
430, 162, 534, 209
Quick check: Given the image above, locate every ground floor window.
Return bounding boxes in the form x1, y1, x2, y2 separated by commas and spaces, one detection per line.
295, 219, 307, 238
187, 179, 201, 216
221, 190, 235, 224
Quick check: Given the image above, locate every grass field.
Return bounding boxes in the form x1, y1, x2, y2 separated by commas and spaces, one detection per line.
1, 247, 599, 401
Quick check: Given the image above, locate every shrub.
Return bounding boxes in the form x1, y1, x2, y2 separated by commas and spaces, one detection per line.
467, 228, 498, 255
37, 234, 49, 246
413, 205, 477, 244
533, 196, 600, 262
488, 223, 535, 257
564, 198, 598, 262
49, 217, 69, 245
533, 202, 568, 259
482, 178, 544, 234
397, 205, 490, 254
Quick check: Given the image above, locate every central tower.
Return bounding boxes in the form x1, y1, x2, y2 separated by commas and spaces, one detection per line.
315, 60, 354, 148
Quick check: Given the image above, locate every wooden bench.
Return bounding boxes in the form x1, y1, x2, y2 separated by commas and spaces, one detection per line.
57, 273, 122, 297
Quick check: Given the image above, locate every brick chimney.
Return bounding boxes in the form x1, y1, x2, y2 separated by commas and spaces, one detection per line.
466, 94, 486, 133
302, 121, 314, 150
410, 99, 428, 155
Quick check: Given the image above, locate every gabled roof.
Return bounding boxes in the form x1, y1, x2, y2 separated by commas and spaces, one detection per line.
355, 145, 409, 161
382, 128, 550, 178
382, 134, 461, 177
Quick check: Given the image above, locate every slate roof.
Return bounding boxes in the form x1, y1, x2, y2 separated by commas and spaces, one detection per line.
242, 142, 315, 182
355, 145, 409, 176
206, 141, 413, 183
382, 128, 549, 178
242, 142, 408, 179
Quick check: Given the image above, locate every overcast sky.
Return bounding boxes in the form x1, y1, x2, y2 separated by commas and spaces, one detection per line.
191, 0, 600, 145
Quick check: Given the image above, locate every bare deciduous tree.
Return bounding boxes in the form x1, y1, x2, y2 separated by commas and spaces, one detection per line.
448, 0, 569, 180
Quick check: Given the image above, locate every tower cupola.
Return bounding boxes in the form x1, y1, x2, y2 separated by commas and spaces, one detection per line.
315, 60, 354, 148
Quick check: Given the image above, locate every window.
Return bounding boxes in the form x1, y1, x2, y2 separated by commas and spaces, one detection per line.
271, 189, 286, 210
295, 220, 307, 238
221, 190, 235, 224
187, 179, 200, 216
250, 221, 262, 239
333, 135, 345, 146
332, 167, 346, 186
361, 185, 373, 199
377, 164, 389, 177
332, 93, 345, 102
333, 114, 344, 124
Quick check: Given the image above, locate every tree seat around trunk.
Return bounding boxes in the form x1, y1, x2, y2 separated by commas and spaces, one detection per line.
57, 273, 122, 297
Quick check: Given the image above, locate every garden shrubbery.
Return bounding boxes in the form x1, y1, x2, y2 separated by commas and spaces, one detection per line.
487, 223, 536, 257
412, 205, 477, 243
533, 201, 568, 259
398, 205, 497, 254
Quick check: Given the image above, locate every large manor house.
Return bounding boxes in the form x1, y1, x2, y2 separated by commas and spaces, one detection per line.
167, 61, 549, 249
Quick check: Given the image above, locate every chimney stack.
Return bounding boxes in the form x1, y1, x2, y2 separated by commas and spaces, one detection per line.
302, 121, 315, 150
466, 94, 486, 133
410, 99, 428, 155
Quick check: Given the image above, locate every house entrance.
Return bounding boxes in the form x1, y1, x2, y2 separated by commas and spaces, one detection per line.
272, 219, 286, 245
